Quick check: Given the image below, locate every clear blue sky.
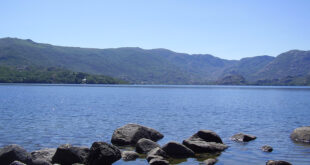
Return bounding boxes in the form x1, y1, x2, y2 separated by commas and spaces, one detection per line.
1, 0, 309, 59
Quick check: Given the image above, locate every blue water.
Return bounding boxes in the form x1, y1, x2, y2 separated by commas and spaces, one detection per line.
0, 84, 310, 165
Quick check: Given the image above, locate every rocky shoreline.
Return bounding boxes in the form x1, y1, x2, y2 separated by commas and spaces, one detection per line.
1, 124, 309, 165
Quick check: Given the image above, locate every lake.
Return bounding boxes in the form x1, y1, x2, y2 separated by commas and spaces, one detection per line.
0, 84, 310, 165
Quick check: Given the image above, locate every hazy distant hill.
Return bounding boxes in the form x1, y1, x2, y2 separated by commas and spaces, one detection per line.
0, 37, 310, 85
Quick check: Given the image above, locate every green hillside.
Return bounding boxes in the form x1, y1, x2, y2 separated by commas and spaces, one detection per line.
0, 37, 310, 85
0, 66, 127, 84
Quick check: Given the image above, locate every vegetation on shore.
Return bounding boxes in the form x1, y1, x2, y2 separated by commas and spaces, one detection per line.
0, 66, 128, 84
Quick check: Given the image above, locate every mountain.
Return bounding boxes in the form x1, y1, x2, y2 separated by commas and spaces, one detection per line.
0, 37, 309, 85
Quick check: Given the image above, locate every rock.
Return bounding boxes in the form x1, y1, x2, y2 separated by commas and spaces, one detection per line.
121, 151, 139, 161
147, 147, 168, 158
9, 161, 26, 165
230, 133, 256, 142
266, 160, 292, 165
30, 148, 56, 164
188, 130, 223, 144
0, 144, 31, 165
290, 126, 310, 143
162, 141, 194, 158
149, 157, 169, 165
31, 159, 50, 165
203, 158, 217, 165
51, 144, 89, 165
261, 145, 273, 152
146, 147, 168, 162
31, 159, 52, 165
183, 140, 228, 153
183, 130, 227, 153
146, 155, 163, 162
136, 138, 160, 154
111, 124, 164, 146
87, 142, 121, 165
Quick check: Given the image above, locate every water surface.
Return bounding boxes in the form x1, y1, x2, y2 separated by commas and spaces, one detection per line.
0, 84, 310, 165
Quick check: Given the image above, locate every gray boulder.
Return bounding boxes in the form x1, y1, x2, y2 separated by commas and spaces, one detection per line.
183, 140, 228, 153
149, 157, 169, 165
121, 151, 139, 161
261, 145, 273, 152
87, 142, 121, 165
147, 147, 168, 158
203, 158, 217, 165
146, 147, 168, 162
230, 133, 256, 142
183, 130, 227, 153
111, 124, 164, 146
290, 126, 310, 143
9, 161, 26, 165
30, 148, 56, 165
52, 144, 89, 165
162, 141, 194, 158
0, 144, 31, 165
188, 130, 223, 144
146, 155, 163, 162
136, 138, 160, 154
266, 160, 292, 165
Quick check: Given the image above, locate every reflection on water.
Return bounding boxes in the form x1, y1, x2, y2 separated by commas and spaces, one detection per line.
0, 84, 310, 165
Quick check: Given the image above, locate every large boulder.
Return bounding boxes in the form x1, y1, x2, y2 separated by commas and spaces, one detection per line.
290, 126, 310, 143
30, 148, 56, 165
266, 160, 292, 165
162, 142, 194, 158
111, 124, 164, 146
51, 144, 89, 165
188, 130, 223, 144
183, 140, 228, 153
136, 138, 160, 154
87, 142, 121, 165
183, 130, 227, 153
230, 133, 256, 142
0, 144, 31, 165
121, 151, 139, 161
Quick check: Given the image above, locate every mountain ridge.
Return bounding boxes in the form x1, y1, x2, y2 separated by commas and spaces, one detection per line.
0, 37, 309, 85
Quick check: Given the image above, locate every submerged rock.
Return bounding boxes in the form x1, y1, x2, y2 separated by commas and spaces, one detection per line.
203, 158, 217, 165
121, 151, 139, 161
111, 124, 164, 146
87, 142, 121, 165
162, 141, 194, 158
0, 144, 31, 165
261, 145, 273, 152
183, 130, 227, 153
290, 126, 310, 143
136, 138, 160, 154
230, 133, 256, 142
266, 160, 292, 165
52, 144, 89, 165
